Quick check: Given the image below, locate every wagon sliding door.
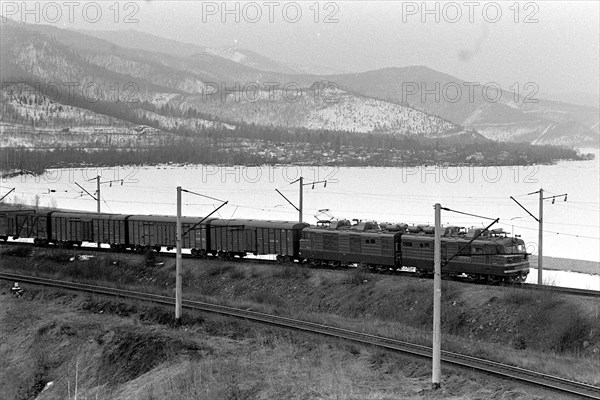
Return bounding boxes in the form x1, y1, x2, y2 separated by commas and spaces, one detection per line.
229, 227, 247, 253
257, 227, 271, 255
68, 219, 93, 242
142, 222, 155, 246
244, 228, 257, 254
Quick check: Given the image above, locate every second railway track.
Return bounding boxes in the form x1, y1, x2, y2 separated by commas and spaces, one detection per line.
1, 271, 599, 399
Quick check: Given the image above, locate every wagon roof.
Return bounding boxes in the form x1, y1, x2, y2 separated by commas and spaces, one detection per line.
209, 219, 309, 230
126, 214, 215, 223
0, 206, 121, 216
0, 207, 38, 215
51, 211, 128, 220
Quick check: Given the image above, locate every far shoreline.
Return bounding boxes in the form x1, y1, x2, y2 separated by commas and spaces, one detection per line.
531, 255, 599, 276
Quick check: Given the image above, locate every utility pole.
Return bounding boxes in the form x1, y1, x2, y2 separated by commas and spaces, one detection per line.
175, 186, 182, 325
275, 177, 326, 224
73, 175, 123, 248
96, 175, 101, 213
96, 175, 101, 248
75, 175, 102, 248
75, 175, 123, 212
174, 187, 228, 324
432, 203, 442, 390
299, 176, 303, 223
538, 189, 543, 285
430, 205, 499, 390
510, 189, 567, 285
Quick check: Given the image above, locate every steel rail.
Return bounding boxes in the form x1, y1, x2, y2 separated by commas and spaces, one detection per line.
0, 272, 598, 399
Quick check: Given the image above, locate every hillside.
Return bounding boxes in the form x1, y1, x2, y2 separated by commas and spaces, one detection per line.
170, 83, 459, 136
81, 29, 347, 76
0, 82, 175, 148
0, 247, 598, 399
0, 20, 595, 171
89, 29, 600, 148
331, 66, 600, 147
1, 289, 560, 400
1, 21, 464, 144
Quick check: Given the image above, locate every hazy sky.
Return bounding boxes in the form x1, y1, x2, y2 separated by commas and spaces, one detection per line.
5, 1, 599, 96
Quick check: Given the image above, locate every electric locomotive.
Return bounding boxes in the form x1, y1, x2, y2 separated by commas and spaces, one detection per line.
299, 219, 529, 282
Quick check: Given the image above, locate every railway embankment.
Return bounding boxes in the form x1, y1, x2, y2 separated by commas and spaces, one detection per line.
1, 246, 598, 399
3, 291, 573, 400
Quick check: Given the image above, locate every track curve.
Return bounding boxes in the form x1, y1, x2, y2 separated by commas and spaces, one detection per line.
1, 271, 598, 399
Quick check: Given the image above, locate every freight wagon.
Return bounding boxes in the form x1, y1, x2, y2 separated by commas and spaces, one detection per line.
127, 215, 214, 253
208, 219, 309, 261
0, 207, 51, 245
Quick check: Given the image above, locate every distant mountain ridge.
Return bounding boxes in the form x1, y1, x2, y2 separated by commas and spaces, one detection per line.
330, 66, 599, 146
1, 20, 465, 145
541, 91, 600, 109
77, 29, 208, 58
79, 28, 599, 147
1, 20, 597, 148
78, 29, 346, 76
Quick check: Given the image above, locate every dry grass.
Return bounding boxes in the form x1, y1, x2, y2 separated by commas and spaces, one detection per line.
0, 292, 555, 400
1, 248, 599, 390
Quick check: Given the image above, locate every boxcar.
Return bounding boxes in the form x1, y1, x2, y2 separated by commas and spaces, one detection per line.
51, 211, 95, 246
127, 215, 214, 252
0, 208, 51, 244
208, 219, 309, 261
92, 213, 128, 249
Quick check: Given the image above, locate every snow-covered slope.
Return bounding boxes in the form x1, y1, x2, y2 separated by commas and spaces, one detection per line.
1, 22, 463, 142
174, 84, 459, 136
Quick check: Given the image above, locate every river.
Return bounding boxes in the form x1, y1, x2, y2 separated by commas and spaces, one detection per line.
3, 150, 599, 264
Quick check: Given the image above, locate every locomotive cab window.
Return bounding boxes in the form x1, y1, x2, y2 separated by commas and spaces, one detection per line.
503, 245, 523, 254
403, 242, 413, 247
473, 247, 483, 254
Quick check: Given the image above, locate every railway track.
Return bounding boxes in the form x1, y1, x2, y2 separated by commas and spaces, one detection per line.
1, 271, 599, 399
1, 240, 599, 298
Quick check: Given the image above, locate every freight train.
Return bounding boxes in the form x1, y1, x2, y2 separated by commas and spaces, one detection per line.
0, 206, 530, 282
